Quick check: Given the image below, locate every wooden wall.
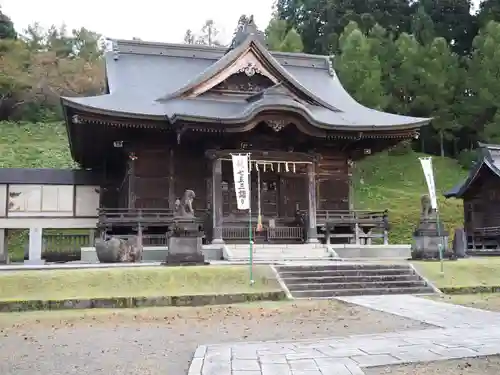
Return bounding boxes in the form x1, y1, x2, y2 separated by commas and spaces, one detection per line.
316, 151, 349, 211
463, 167, 500, 230
111, 127, 351, 216
132, 146, 208, 211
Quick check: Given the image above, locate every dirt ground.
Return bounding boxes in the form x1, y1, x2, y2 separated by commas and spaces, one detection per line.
0, 300, 431, 375
366, 355, 500, 375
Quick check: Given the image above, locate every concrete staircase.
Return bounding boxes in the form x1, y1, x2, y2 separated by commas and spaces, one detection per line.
276, 263, 436, 298
225, 244, 334, 262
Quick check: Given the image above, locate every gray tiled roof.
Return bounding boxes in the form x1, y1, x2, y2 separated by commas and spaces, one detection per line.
62, 37, 431, 131
444, 143, 500, 198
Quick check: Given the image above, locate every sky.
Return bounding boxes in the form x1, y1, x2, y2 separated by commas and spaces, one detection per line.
0, 0, 275, 44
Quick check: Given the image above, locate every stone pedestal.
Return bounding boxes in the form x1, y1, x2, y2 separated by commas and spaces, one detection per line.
412, 218, 452, 260
0, 229, 8, 264
25, 227, 45, 265
164, 219, 208, 266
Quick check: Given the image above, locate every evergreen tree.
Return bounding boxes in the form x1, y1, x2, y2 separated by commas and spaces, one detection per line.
336, 21, 388, 110
0, 7, 16, 40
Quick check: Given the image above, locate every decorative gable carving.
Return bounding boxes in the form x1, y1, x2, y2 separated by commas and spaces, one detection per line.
209, 71, 274, 94
185, 49, 279, 98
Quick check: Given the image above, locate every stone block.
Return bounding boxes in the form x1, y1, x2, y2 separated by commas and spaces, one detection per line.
201, 361, 231, 375
165, 236, 207, 265
261, 363, 292, 375
188, 358, 204, 374
232, 359, 260, 371
288, 359, 318, 371
350, 354, 401, 367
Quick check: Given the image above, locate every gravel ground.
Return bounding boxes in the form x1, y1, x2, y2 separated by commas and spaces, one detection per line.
366, 355, 500, 375
0, 300, 431, 375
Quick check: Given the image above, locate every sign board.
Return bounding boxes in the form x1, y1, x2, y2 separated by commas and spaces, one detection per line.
231, 154, 250, 210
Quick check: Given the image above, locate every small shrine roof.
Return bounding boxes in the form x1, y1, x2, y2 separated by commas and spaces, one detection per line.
444, 143, 500, 199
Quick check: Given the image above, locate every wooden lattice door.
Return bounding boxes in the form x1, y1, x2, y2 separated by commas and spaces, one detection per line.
279, 174, 307, 219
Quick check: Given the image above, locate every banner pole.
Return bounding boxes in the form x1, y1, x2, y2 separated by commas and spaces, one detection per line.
248, 153, 254, 285
420, 157, 444, 276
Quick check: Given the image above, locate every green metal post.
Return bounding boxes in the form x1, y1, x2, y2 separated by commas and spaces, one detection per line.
248, 153, 254, 285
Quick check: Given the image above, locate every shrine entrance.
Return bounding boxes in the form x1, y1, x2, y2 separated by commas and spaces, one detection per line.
220, 158, 308, 222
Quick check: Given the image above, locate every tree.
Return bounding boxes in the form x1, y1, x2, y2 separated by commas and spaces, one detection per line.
0, 7, 16, 40
417, 37, 461, 156
0, 23, 105, 121
71, 27, 102, 61
411, 6, 435, 46
336, 21, 388, 110
387, 32, 423, 115
183, 29, 195, 44
416, 0, 477, 55
275, 0, 414, 55
197, 20, 222, 46
467, 21, 500, 143
265, 18, 303, 52
478, 0, 500, 28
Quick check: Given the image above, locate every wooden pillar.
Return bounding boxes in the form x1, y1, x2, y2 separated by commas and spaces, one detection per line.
168, 148, 175, 208
348, 159, 354, 211
127, 154, 136, 209
211, 156, 224, 244
307, 162, 319, 243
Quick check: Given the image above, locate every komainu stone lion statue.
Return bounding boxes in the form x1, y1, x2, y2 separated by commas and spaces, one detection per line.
420, 194, 433, 220
95, 229, 143, 263
174, 189, 196, 218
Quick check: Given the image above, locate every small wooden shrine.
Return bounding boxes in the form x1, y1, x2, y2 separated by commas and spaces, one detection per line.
60, 18, 430, 244
445, 143, 500, 252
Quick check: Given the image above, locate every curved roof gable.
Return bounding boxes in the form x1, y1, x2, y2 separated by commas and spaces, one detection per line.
156, 35, 341, 112
444, 143, 500, 198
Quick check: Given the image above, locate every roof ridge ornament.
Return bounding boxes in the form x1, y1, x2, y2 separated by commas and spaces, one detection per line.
228, 15, 266, 51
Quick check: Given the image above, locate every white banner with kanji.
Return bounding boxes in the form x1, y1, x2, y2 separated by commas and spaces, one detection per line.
231, 154, 250, 210
419, 157, 438, 209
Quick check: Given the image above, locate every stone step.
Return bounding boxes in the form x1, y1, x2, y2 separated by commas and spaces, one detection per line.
278, 268, 413, 278
230, 250, 329, 255
275, 264, 410, 272
281, 274, 421, 285
291, 286, 435, 298
229, 258, 331, 263
286, 280, 427, 291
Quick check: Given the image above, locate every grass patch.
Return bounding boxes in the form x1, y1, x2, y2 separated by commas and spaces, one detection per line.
0, 265, 281, 301
412, 258, 500, 288
1, 121, 468, 248
428, 293, 500, 312
355, 150, 466, 244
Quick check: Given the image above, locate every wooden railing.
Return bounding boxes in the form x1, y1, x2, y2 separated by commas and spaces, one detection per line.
315, 209, 389, 245
315, 209, 388, 226
34, 233, 93, 262
215, 225, 304, 243
467, 226, 500, 254
98, 208, 175, 224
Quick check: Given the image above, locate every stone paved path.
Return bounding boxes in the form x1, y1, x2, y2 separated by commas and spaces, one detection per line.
336, 295, 500, 328
188, 295, 500, 375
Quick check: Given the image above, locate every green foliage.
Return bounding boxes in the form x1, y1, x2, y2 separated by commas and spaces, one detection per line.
0, 22, 104, 122
0, 121, 75, 168
336, 21, 388, 110
457, 149, 479, 169
0, 7, 16, 40
265, 18, 304, 52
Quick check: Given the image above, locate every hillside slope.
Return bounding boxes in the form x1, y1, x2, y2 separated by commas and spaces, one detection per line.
354, 150, 466, 243
1, 121, 467, 244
